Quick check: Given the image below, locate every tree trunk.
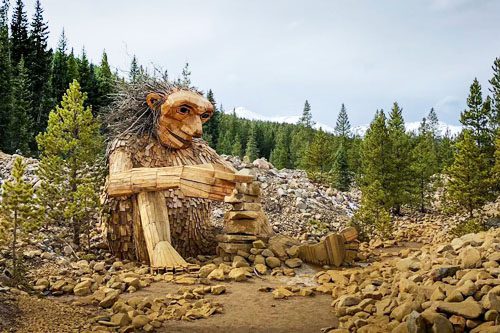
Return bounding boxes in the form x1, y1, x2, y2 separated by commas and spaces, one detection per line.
12, 210, 18, 275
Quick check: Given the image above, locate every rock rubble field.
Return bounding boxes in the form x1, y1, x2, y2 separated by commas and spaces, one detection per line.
0, 153, 499, 332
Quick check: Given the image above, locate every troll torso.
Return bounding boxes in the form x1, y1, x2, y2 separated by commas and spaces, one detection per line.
105, 133, 235, 261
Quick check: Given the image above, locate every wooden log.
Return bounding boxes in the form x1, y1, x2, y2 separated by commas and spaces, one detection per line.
340, 227, 358, 242
137, 191, 187, 268
224, 219, 260, 235
225, 210, 260, 220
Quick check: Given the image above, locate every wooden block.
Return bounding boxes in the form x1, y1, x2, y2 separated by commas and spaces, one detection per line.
325, 234, 346, 267
224, 192, 260, 203
215, 234, 257, 243
340, 227, 358, 242
344, 250, 358, 263
231, 203, 262, 211
224, 219, 260, 235
217, 242, 252, 254
226, 210, 260, 220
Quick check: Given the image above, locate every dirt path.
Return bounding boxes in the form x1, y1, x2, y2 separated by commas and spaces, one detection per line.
123, 276, 338, 333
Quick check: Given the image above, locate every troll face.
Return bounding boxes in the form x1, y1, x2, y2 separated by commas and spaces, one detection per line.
146, 90, 214, 149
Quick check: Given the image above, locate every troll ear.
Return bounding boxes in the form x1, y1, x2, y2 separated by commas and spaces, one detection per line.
146, 92, 164, 110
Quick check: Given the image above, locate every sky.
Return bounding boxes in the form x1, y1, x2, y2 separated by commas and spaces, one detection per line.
21, 0, 500, 127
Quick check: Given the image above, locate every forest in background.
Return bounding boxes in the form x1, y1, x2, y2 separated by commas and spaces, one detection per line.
0, 0, 499, 245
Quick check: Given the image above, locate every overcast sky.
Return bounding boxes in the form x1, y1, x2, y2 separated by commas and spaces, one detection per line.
21, 0, 500, 126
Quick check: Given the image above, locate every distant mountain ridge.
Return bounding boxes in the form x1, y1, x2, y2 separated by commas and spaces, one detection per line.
229, 107, 462, 137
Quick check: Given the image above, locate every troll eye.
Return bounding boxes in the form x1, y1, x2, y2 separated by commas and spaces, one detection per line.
201, 112, 211, 119
178, 106, 190, 115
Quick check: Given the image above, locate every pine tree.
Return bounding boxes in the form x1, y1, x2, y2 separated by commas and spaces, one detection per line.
270, 127, 289, 169
411, 117, 438, 212
36, 80, 104, 246
231, 133, 243, 158
386, 102, 413, 214
298, 100, 314, 128
334, 104, 351, 138
332, 141, 351, 191
6, 57, 33, 154
203, 89, 220, 148
461, 78, 492, 151
353, 180, 392, 239
10, 0, 30, 66
489, 57, 500, 133
27, 0, 52, 135
305, 128, 333, 181
96, 50, 114, 113
179, 62, 191, 88
129, 55, 140, 83
50, 30, 70, 105
360, 110, 390, 208
437, 128, 455, 170
427, 107, 440, 137
0, 157, 41, 280
446, 130, 492, 217
493, 132, 500, 187
0, 0, 12, 151
67, 48, 79, 81
245, 124, 259, 162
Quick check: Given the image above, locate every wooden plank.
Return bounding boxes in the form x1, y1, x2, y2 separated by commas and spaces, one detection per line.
340, 227, 358, 242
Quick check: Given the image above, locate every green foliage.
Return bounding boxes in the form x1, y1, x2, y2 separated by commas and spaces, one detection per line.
36, 80, 104, 246
179, 62, 191, 88
0, 0, 12, 151
386, 102, 413, 214
411, 117, 438, 212
10, 0, 29, 66
493, 132, 500, 186
96, 50, 114, 113
245, 124, 259, 162
451, 218, 486, 237
446, 130, 492, 217
335, 103, 351, 138
490, 57, 500, 132
305, 128, 333, 180
50, 30, 70, 105
6, 57, 33, 154
270, 127, 289, 169
203, 89, 220, 148
461, 78, 494, 156
299, 100, 314, 128
129, 55, 140, 83
231, 133, 243, 158
0, 157, 41, 279
332, 141, 351, 191
352, 180, 392, 240
360, 110, 390, 208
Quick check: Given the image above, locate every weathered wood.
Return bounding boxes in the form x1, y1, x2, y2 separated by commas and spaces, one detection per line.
340, 227, 358, 243
137, 191, 187, 268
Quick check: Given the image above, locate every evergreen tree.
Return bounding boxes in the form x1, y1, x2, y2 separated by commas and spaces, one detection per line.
411, 118, 438, 212
0, 157, 41, 280
245, 124, 259, 162
352, 180, 392, 239
332, 141, 351, 191
298, 100, 314, 128
50, 30, 69, 104
179, 62, 191, 88
36, 80, 104, 246
0, 0, 12, 151
6, 57, 33, 154
27, 0, 52, 135
305, 128, 333, 181
334, 103, 351, 139
270, 127, 289, 169
231, 133, 243, 158
96, 50, 114, 113
86, 63, 100, 109
129, 55, 140, 83
77, 48, 93, 106
360, 110, 390, 208
493, 132, 500, 183
461, 78, 492, 151
386, 102, 413, 214
203, 89, 220, 148
489, 57, 500, 133
427, 107, 440, 137
67, 48, 79, 81
10, 0, 30, 66
437, 128, 455, 170
446, 130, 492, 217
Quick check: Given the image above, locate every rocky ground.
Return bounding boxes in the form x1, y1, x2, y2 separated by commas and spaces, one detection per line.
1, 152, 500, 332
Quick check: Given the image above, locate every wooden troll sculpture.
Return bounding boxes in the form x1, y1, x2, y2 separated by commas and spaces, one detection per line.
103, 79, 261, 271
